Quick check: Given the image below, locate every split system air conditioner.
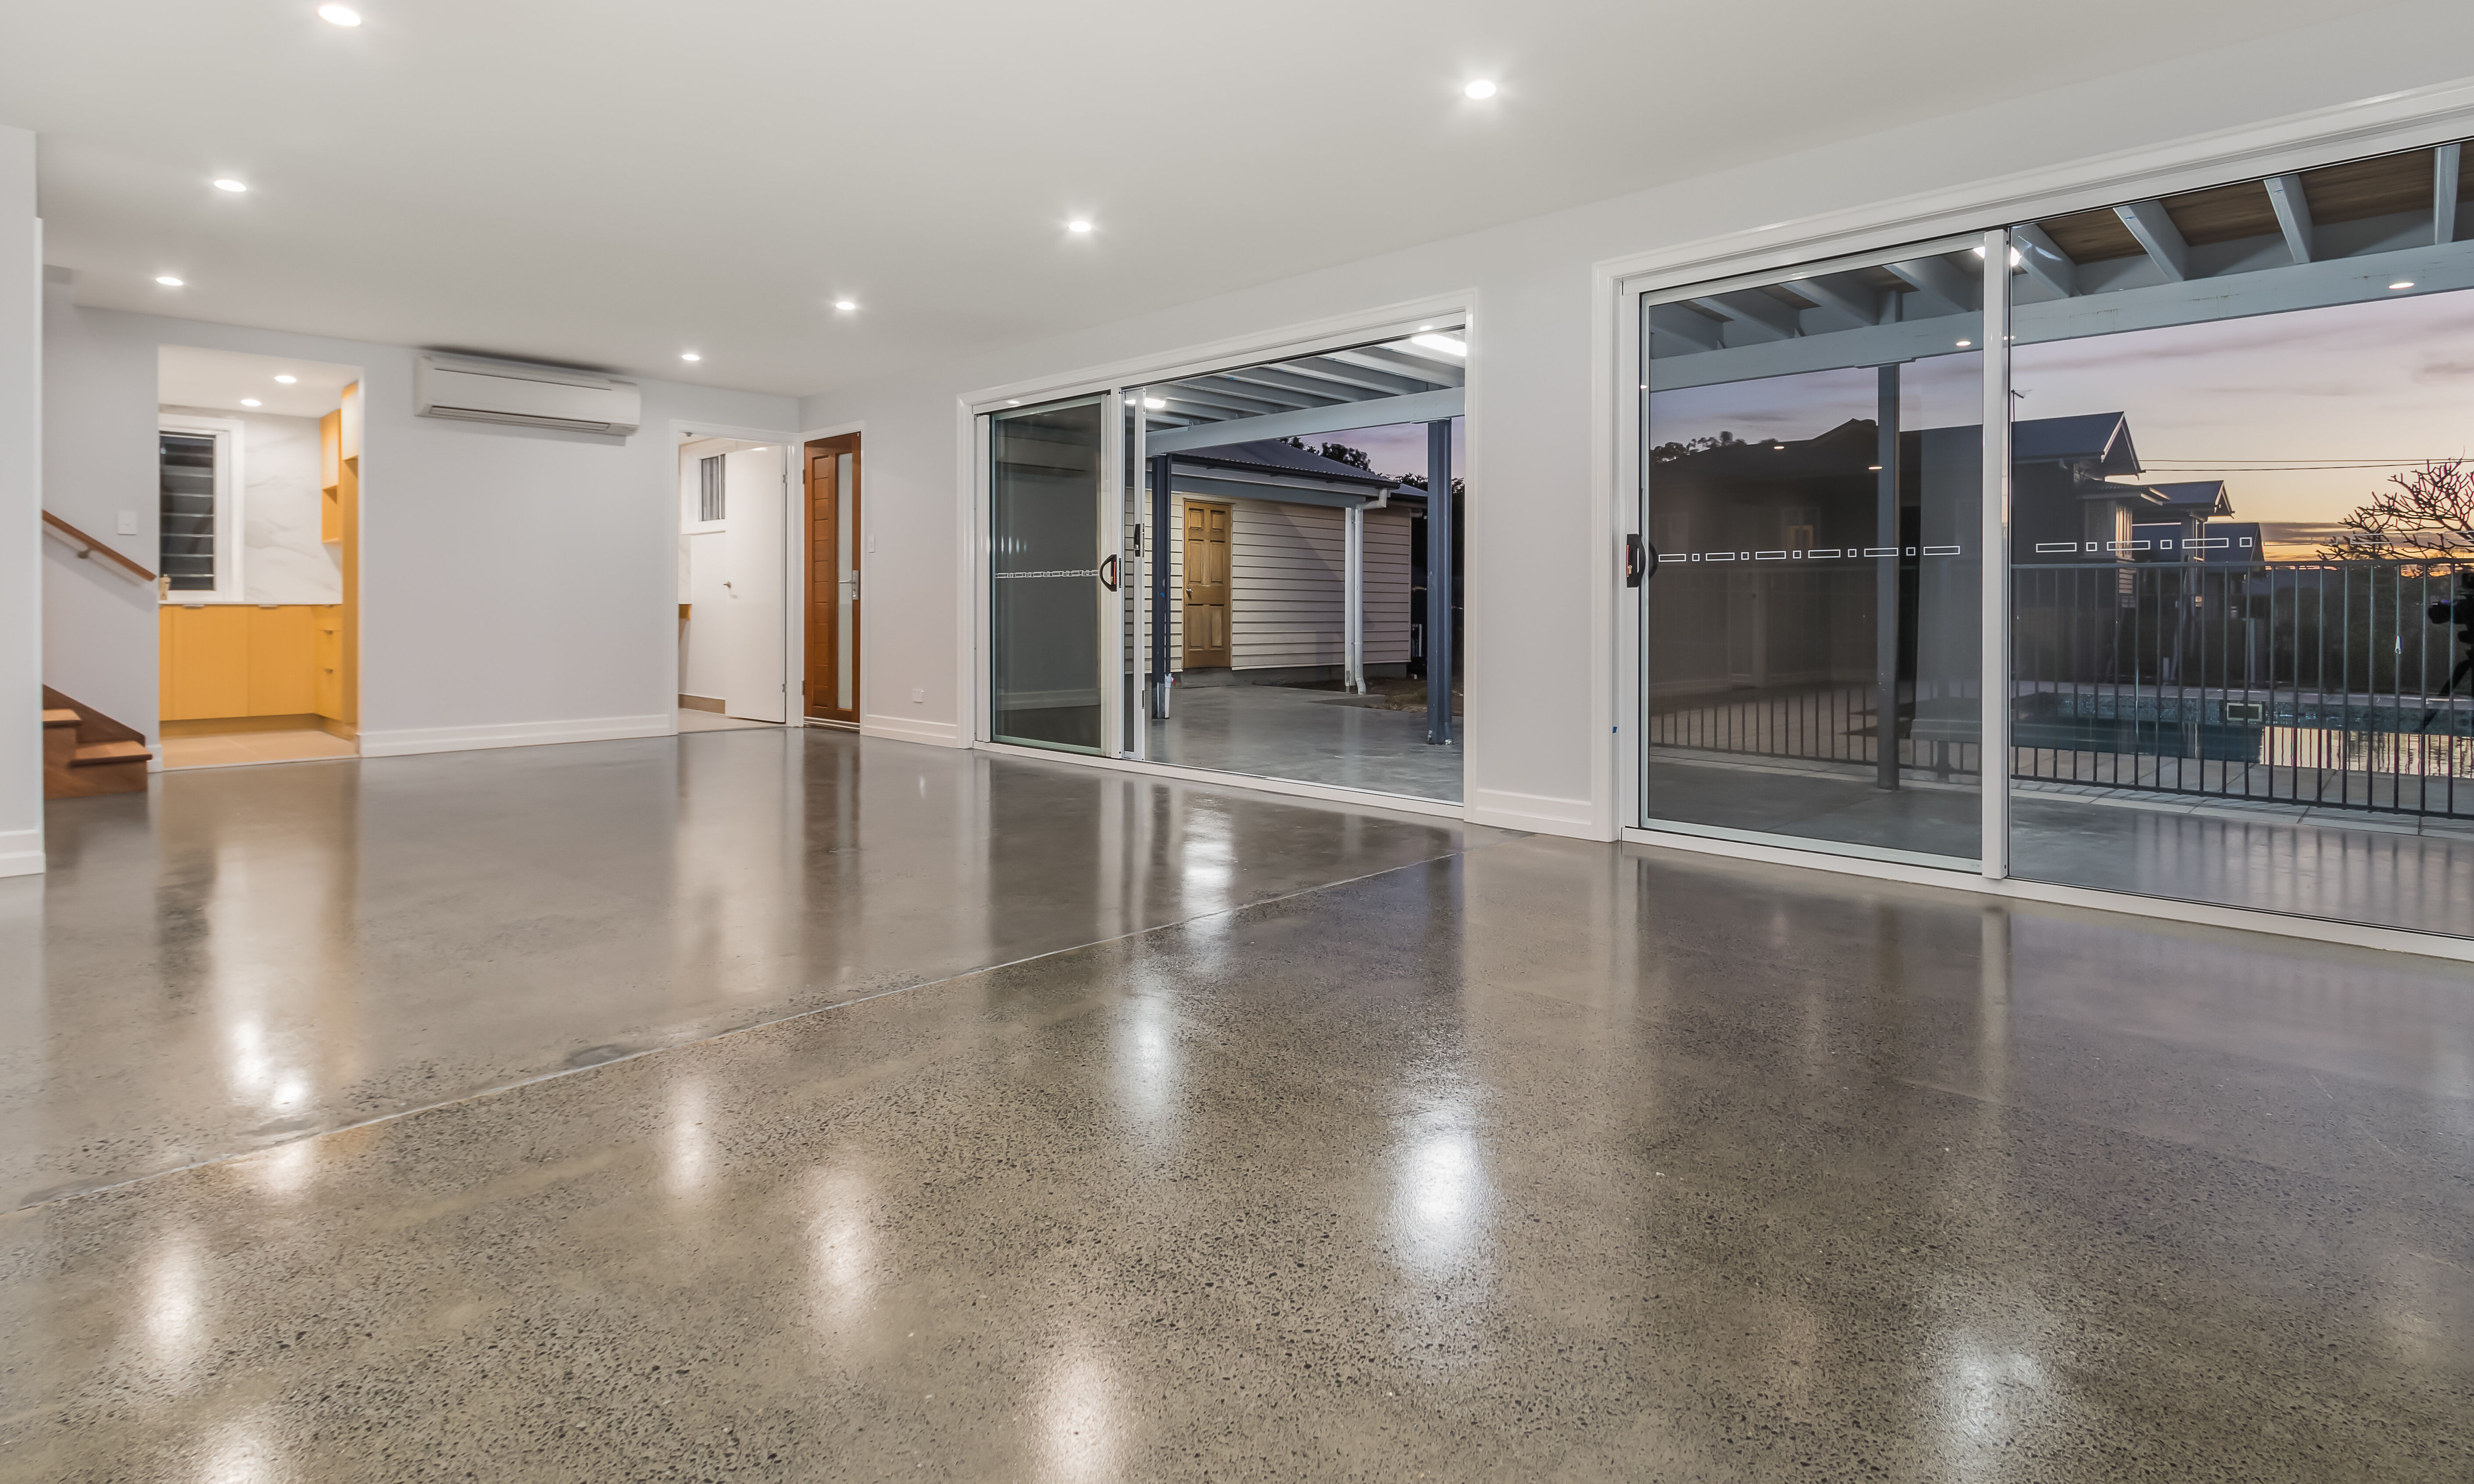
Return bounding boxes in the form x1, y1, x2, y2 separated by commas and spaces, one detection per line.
414, 355, 641, 435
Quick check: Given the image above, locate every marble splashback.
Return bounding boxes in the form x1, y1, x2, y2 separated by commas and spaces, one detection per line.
161, 405, 343, 604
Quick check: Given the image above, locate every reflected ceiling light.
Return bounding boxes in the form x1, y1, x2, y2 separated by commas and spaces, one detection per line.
1142, 396, 1166, 410
1970, 245, 2024, 267
1464, 80, 1498, 100
679, 352, 701, 362
274, 374, 297, 384
318, 5, 361, 25
1410, 332, 1467, 356
155, 275, 184, 286
240, 398, 261, 407
2390, 280, 2416, 290
1066, 219, 1093, 234
1868, 464, 1883, 471
212, 178, 248, 193
833, 299, 857, 311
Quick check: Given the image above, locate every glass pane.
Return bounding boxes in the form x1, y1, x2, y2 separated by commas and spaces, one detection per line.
1642, 242, 1985, 865
2005, 139, 2474, 937
835, 451, 854, 712
990, 398, 1105, 752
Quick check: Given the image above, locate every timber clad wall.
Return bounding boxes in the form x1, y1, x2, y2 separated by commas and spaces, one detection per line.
1161, 491, 1410, 673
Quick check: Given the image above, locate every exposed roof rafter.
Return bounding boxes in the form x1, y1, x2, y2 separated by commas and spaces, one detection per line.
2263, 174, 2314, 264
2113, 199, 2191, 281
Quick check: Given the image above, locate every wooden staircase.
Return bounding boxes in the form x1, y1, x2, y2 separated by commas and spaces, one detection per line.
43, 686, 152, 798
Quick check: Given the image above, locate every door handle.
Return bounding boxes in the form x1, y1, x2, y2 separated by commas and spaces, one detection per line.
1100, 554, 1119, 592
1627, 534, 1656, 587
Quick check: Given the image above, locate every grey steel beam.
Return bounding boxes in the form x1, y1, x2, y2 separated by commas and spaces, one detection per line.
1277, 353, 1436, 398
1144, 388, 1466, 453
1213, 365, 1375, 407
1690, 291, 1799, 341
2438, 143, 2462, 246
2114, 200, 2191, 281
1782, 272, 1884, 325
1884, 253, 1981, 314
2010, 222, 2079, 297
1646, 302, 1727, 352
2263, 174, 2314, 264
1318, 346, 1462, 390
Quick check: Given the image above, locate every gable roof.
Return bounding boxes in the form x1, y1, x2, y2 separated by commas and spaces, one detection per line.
1169, 439, 1402, 490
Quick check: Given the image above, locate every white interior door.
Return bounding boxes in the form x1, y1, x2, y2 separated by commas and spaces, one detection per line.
720, 445, 788, 722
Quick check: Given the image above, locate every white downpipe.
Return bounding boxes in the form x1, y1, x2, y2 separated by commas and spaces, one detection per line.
1344, 503, 1366, 694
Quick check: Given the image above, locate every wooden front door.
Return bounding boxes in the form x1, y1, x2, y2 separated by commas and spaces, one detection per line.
1182, 500, 1231, 670
805, 435, 861, 723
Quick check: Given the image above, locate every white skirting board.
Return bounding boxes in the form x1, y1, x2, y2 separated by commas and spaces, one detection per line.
861, 713, 963, 747
1466, 786, 1604, 839
357, 714, 674, 758
0, 826, 44, 878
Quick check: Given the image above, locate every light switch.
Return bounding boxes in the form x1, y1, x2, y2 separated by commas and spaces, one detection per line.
116, 511, 137, 535
866, 536, 876, 554
911, 688, 924, 704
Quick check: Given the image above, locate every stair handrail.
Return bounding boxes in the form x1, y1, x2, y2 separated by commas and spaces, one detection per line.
41, 510, 157, 584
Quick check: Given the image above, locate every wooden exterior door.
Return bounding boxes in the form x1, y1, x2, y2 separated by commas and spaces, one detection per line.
1182, 501, 1231, 670
805, 435, 861, 723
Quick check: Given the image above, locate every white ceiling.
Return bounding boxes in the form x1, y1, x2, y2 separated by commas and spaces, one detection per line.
4, 0, 2387, 398
157, 344, 358, 418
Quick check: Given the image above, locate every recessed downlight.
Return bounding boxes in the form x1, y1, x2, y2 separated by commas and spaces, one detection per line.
2390, 280, 2416, 290
1143, 396, 1166, 410
155, 275, 184, 287
680, 352, 701, 362
213, 178, 248, 193
1066, 219, 1093, 234
240, 398, 262, 407
1956, 339, 1973, 347
318, 5, 361, 25
275, 374, 297, 384
833, 299, 857, 311
1464, 79, 1498, 100
1410, 332, 1467, 357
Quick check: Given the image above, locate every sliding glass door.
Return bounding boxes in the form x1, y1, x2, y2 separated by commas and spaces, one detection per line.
1640, 239, 1987, 865
1634, 134, 2474, 940
989, 395, 1122, 753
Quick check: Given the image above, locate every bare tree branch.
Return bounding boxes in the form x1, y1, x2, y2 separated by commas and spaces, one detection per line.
2316, 460, 2474, 566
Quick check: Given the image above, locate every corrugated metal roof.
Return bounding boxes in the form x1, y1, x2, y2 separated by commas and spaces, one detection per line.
1169, 439, 1402, 489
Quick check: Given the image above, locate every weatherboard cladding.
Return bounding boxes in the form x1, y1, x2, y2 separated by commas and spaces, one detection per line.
1162, 494, 1411, 673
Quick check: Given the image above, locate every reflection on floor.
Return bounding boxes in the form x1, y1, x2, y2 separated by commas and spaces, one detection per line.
1652, 749, 2474, 937
157, 727, 358, 770
9, 730, 2467, 1477
676, 710, 780, 732
1147, 679, 1462, 802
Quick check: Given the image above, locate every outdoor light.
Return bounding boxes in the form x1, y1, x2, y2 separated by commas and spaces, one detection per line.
213, 178, 247, 193
1067, 220, 1093, 234
680, 352, 701, 362
275, 374, 297, 384
2391, 280, 2416, 290
318, 5, 362, 25
155, 275, 183, 286
1411, 332, 1467, 357
1464, 80, 1498, 100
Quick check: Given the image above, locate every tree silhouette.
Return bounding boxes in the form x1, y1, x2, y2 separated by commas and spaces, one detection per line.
2317, 460, 2474, 565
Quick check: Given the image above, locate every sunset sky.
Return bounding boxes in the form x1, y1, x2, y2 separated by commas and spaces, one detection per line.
1648, 286, 2474, 560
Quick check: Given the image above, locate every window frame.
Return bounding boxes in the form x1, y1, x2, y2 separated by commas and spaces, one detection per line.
157, 412, 247, 604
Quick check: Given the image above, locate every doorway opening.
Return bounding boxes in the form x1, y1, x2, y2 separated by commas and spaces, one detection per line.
154, 346, 363, 771
804, 433, 861, 728
676, 432, 790, 732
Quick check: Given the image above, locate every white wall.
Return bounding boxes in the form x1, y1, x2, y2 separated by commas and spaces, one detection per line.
798, 10, 2474, 838
155, 405, 340, 605
0, 127, 39, 876
43, 303, 796, 758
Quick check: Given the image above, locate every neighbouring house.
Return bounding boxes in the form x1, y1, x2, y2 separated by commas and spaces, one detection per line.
1156, 439, 1416, 685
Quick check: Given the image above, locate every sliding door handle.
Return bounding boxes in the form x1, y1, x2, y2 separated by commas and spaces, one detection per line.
1627, 534, 1655, 587
1100, 554, 1120, 592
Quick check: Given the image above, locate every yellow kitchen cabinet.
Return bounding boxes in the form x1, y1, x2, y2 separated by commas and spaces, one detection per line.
312, 605, 344, 720
161, 604, 327, 721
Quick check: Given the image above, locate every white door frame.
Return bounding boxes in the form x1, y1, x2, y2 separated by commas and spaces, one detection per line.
668, 418, 798, 732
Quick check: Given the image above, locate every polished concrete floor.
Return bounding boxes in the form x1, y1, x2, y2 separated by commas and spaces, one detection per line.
4, 728, 2469, 1480
1148, 681, 1463, 803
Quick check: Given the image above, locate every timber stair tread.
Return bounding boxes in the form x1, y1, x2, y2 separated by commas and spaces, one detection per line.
43, 708, 80, 728
72, 740, 152, 766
